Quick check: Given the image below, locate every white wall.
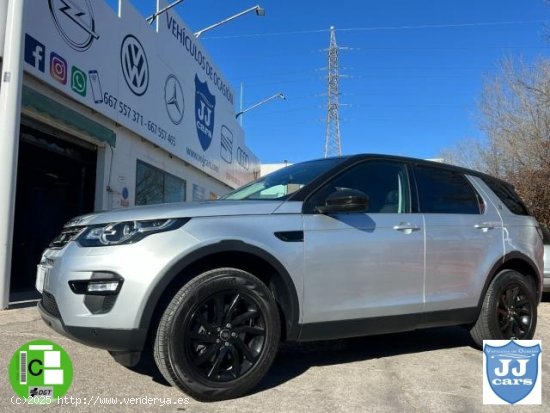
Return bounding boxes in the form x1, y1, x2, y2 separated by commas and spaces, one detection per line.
261, 163, 292, 177
22, 0, 260, 188
110, 128, 231, 208
24, 75, 232, 212
0, 0, 6, 57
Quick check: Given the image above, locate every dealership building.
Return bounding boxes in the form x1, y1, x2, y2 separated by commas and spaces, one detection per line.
0, 0, 260, 308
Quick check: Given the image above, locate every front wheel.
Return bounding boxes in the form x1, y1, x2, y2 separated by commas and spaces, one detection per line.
153, 268, 280, 401
470, 269, 537, 347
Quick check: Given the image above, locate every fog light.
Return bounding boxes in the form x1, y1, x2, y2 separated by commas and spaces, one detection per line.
87, 281, 120, 293
69, 274, 123, 296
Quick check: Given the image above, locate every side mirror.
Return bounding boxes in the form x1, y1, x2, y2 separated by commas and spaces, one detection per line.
316, 188, 369, 214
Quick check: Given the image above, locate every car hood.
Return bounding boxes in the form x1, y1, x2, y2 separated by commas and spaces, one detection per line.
64, 200, 286, 227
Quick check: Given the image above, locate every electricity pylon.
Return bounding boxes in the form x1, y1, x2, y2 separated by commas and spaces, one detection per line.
324, 26, 342, 158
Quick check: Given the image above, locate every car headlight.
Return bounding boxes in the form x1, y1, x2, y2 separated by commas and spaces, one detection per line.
77, 218, 189, 247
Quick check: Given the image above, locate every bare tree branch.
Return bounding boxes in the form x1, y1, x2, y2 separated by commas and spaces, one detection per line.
439, 58, 550, 226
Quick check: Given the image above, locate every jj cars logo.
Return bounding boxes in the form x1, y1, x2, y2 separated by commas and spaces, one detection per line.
48, 0, 99, 51
195, 75, 216, 151
483, 340, 541, 404
120, 35, 149, 96
50, 52, 67, 84
164, 75, 184, 125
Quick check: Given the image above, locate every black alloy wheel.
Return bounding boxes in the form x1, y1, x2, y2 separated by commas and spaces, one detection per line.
154, 268, 280, 401
496, 281, 534, 339
184, 291, 266, 382
470, 269, 537, 347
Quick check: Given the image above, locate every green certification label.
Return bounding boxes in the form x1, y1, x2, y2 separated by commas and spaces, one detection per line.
9, 340, 73, 403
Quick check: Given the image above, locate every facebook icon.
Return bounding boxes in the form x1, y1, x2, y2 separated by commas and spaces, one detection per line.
24, 34, 45, 73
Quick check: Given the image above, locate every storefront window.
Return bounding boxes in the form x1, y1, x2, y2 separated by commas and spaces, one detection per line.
136, 160, 186, 205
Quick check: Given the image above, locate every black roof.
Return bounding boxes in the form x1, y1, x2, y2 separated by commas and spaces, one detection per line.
319, 153, 510, 187
287, 153, 513, 203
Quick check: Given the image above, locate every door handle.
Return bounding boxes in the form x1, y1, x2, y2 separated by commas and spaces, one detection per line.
474, 222, 499, 231
393, 223, 421, 233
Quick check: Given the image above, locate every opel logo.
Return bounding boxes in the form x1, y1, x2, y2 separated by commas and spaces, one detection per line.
120, 34, 149, 96
49, 0, 99, 51
164, 75, 184, 125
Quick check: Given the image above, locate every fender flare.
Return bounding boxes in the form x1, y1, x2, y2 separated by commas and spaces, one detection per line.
138, 240, 301, 341
476, 251, 542, 311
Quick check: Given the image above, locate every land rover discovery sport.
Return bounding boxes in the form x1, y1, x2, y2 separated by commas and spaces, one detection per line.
36, 154, 544, 401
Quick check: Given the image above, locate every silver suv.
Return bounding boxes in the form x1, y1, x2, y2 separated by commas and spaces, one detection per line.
37, 155, 544, 401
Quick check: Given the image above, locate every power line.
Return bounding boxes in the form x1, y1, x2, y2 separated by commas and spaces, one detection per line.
337, 19, 549, 33
202, 19, 548, 40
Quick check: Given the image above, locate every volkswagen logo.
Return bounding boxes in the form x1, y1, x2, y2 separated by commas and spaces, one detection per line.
164, 74, 184, 125
120, 34, 149, 96
48, 0, 99, 51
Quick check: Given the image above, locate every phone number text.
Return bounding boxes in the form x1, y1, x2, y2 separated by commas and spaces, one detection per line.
102, 92, 176, 146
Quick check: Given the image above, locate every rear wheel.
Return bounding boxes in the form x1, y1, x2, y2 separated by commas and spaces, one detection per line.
153, 268, 280, 401
470, 269, 537, 347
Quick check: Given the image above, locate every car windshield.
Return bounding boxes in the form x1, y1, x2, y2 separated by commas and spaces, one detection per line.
222, 158, 345, 200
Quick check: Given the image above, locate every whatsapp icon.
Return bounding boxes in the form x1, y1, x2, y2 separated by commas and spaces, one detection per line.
71, 65, 87, 97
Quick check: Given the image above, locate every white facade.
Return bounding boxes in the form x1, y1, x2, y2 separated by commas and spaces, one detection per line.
19, 0, 260, 189
260, 163, 292, 177
22, 75, 233, 207
0, 0, 261, 307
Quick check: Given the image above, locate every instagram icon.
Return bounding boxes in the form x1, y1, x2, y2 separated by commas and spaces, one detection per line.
50, 52, 67, 85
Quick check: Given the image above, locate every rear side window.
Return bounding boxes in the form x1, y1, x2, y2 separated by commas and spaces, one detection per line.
414, 166, 482, 214
481, 177, 530, 216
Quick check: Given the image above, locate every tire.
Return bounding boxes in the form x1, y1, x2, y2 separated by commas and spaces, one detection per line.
470, 269, 537, 347
153, 267, 280, 401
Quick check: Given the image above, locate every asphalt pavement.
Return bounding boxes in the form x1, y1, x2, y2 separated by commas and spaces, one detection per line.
1, 297, 549, 412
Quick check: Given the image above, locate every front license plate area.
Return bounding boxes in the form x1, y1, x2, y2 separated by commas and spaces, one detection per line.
36, 265, 51, 293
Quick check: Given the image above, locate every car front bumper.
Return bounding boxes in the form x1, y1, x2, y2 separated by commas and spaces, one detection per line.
36, 226, 200, 353
37, 300, 147, 351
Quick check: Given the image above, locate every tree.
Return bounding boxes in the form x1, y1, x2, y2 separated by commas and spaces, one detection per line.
440, 58, 550, 227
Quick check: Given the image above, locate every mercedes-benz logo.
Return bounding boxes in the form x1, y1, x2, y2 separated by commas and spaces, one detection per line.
48, 0, 99, 52
164, 74, 184, 125
120, 34, 149, 96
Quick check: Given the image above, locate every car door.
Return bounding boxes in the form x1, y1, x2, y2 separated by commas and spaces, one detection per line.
413, 164, 504, 314
301, 159, 425, 331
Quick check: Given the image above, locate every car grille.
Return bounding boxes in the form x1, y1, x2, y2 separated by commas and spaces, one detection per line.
41, 292, 61, 318
49, 226, 85, 249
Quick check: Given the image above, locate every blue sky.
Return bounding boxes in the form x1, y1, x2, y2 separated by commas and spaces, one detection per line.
108, 0, 550, 163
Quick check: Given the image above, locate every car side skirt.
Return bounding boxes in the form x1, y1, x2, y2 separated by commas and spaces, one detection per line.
298, 307, 478, 342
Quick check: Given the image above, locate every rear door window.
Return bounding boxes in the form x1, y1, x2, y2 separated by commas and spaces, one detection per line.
414, 165, 482, 214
